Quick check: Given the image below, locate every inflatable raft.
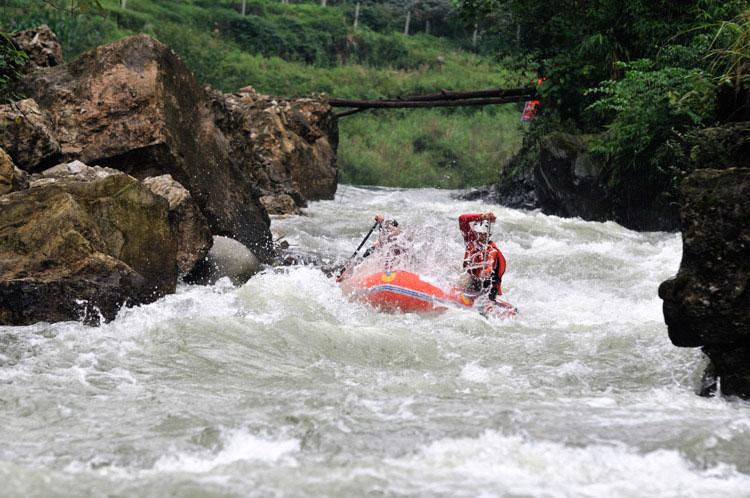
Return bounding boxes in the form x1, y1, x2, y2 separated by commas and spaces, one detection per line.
340, 270, 516, 318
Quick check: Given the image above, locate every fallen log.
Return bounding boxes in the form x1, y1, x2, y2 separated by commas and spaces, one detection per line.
397, 86, 536, 102
330, 95, 531, 112
330, 87, 538, 117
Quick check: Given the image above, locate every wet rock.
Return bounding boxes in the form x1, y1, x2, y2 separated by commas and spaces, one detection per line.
534, 133, 610, 220
687, 122, 750, 170
30, 159, 120, 186
454, 184, 498, 202
11, 25, 63, 69
496, 161, 538, 211
0, 170, 177, 325
659, 167, 750, 398
534, 132, 678, 231
0, 99, 62, 171
260, 193, 300, 215
19, 34, 273, 261
209, 88, 337, 214
185, 236, 261, 285
0, 147, 29, 195
143, 174, 213, 275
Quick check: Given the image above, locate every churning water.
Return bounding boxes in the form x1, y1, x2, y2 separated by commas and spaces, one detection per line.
1, 186, 749, 497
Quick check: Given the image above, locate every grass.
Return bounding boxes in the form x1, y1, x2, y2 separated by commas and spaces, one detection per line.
339, 107, 523, 188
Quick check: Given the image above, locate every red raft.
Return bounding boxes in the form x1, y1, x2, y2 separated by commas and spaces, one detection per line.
339, 270, 516, 318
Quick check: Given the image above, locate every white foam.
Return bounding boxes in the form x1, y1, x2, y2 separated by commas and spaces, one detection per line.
153, 429, 300, 473
460, 361, 491, 383
384, 430, 750, 497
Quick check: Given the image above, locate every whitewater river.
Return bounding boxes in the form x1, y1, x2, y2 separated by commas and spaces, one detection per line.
2, 186, 749, 497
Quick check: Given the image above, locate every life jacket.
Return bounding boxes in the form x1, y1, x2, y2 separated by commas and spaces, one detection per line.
463, 241, 506, 298
464, 241, 503, 279
521, 78, 546, 122
458, 213, 507, 298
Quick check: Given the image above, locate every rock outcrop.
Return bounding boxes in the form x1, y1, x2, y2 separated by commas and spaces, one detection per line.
11, 25, 63, 69
143, 175, 212, 275
0, 99, 62, 171
0, 164, 176, 325
0, 148, 29, 195
534, 133, 610, 222
209, 87, 337, 214
659, 122, 750, 399
496, 132, 680, 231
19, 34, 273, 260
534, 133, 679, 231
0, 28, 341, 325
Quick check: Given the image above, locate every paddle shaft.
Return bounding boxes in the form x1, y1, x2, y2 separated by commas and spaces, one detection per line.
350, 221, 380, 258
337, 221, 380, 280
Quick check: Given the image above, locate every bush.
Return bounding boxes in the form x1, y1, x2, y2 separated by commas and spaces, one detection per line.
587, 60, 716, 194
0, 32, 28, 103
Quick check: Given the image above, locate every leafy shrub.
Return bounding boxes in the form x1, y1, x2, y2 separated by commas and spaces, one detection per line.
587, 60, 716, 193
0, 32, 28, 103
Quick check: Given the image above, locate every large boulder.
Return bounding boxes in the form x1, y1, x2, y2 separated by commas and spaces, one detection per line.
0, 148, 29, 195
185, 236, 262, 286
534, 133, 610, 222
11, 25, 63, 69
687, 122, 750, 170
658, 166, 750, 397
19, 34, 273, 261
143, 174, 212, 275
209, 87, 337, 214
0, 165, 177, 325
0, 99, 62, 171
533, 132, 679, 231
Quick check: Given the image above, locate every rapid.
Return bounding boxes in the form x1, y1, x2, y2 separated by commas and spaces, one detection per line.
1, 186, 749, 497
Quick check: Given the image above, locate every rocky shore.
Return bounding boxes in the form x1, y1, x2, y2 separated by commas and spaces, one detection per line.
659, 124, 750, 399
0, 26, 337, 325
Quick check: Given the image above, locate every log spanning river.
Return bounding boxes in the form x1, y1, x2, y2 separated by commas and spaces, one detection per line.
1, 186, 749, 496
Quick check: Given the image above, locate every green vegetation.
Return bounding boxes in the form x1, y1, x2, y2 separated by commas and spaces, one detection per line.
0, 31, 27, 103
340, 106, 521, 187
1, 0, 525, 187
459, 0, 750, 201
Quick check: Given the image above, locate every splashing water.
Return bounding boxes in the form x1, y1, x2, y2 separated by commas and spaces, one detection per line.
1, 186, 749, 497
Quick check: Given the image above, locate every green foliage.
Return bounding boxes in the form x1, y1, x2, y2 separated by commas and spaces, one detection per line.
0, 31, 28, 103
1, 0, 126, 59
587, 60, 716, 190
707, 9, 750, 90
459, 0, 750, 201
339, 107, 521, 188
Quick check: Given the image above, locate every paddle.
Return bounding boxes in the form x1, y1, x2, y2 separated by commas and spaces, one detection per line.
336, 220, 381, 280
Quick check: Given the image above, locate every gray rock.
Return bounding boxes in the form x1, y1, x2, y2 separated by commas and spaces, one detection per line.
185, 236, 261, 285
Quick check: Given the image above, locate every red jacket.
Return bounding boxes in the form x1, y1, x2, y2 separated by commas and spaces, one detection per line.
459, 213, 506, 299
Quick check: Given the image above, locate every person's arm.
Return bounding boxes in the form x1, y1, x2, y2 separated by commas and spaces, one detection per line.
458, 212, 496, 242
459, 213, 481, 242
